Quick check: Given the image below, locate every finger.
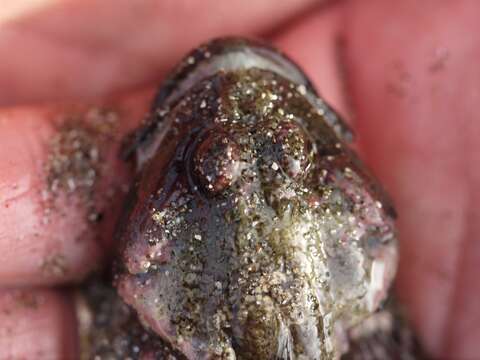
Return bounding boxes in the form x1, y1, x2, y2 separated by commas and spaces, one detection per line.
0, 0, 318, 106
0, 4, 348, 287
0, 89, 153, 286
342, 0, 480, 357
272, 1, 350, 121
0, 288, 77, 359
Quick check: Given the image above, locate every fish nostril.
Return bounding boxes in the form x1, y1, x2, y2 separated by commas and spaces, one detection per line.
193, 131, 241, 193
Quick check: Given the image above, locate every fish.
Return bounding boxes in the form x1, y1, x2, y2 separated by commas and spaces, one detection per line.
112, 37, 403, 360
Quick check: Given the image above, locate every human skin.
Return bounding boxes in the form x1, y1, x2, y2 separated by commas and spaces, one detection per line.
0, 0, 478, 359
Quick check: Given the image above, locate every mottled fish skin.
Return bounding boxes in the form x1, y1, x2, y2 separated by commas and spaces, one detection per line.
114, 37, 400, 360
77, 277, 186, 360
78, 279, 424, 360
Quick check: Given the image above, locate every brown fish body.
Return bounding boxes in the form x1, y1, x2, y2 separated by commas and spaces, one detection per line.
115, 38, 398, 360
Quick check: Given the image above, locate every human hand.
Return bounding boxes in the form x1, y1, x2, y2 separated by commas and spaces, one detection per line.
0, 0, 478, 358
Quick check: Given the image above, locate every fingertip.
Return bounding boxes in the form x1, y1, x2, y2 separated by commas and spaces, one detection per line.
0, 89, 153, 286
0, 288, 78, 359
0, 0, 318, 105
272, 1, 350, 122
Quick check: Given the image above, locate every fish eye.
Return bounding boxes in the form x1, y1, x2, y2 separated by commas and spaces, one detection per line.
273, 121, 312, 179
193, 131, 241, 193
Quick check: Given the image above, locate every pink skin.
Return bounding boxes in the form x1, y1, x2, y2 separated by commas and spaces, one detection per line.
0, 0, 478, 358
0, 93, 151, 286
0, 289, 77, 359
